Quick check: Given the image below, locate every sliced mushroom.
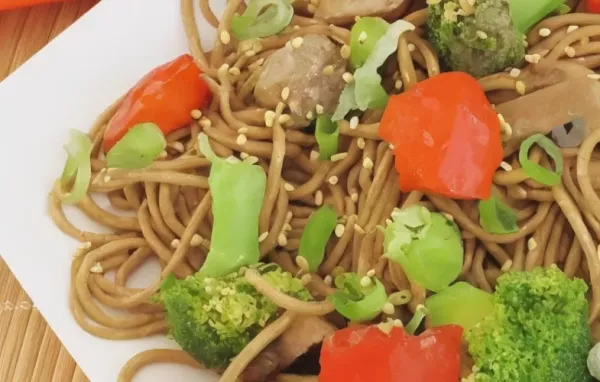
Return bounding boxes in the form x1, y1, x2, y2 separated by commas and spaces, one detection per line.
242, 315, 337, 381
253, 35, 346, 125
495, 62, 600, 156
314, 0, 411, 25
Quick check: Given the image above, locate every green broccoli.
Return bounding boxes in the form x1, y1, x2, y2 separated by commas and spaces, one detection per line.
427, 0, 525, 78
465, 265, 593, 381
158, 264, 312, 369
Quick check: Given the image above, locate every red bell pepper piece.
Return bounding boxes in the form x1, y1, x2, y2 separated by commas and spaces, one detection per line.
319, 324, 463, 382
586, 0, 600, 13
103, 54, 211, 152
0, 0, 63, 10
379, 72, 503, 200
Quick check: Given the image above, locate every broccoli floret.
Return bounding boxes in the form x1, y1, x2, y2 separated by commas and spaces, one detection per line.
427, 0, 525, 78
466, 265, 593, 381
158, 264, 312, 369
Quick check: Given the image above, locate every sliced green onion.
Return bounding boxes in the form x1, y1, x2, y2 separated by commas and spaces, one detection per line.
350, 17, 389, 69
299, 205, 338, 272
106, 123, 166, 169
509, 0, 564, 33
405, 304, 428, 335
315, 115, 339, 160
60, 129, 92, 205
518, 133, 563, 186
478, 195, 519, 234
384, 205, 463, 292
425, 282, 494, 332
329, 273, 388, 322
230, 0, 293, 40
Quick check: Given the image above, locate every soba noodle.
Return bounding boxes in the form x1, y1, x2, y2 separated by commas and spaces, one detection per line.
47, 0, 600, 380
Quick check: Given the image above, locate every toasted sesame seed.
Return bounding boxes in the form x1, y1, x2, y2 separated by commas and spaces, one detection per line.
367, 269, 376, 277
331, 152, 348, 162
279, 114, 292, 124
191, 234, 203, 247
265, 110, 276, 127
588, 74, 600, 80
350, 192, 359, 202
539, 28, 551, 37
377, 320, 394, 335
340, 44, 351, 59
240, 152, 249, 160
357, 137, 366, 149
284, 183, 295, 192
258, 231, 269, 242
567, 25, 579, 33
286, 211, 293, 223
476, 30, 488, 39
363, 157, 374, 169
383, 302, 395, 315
354, 16, 361, 22
394, 79, 403, 90
171, 239, 180, 248
527, 237, 538, 250
103, 175, 111, 183
315, 104, 324, 115
335, 224, 345, 238
306, 111, 314, 120
515, 80, 526, 95
310, 150, 320, 161
328, 176, 339, 185
324, 275, 333, 286
293, 25, 300, 30
500, 161, 513, 171
564, 46, 576, 58
525, 54, 541, 64
171, 142, 185, 153
342, 72, 354, 84
349, 116, 359, 130
190, 109, 202, 119
281, 87, 290, 101
236, 134, 248, 145
315, 190, 324, 206
323, 65, 334, 75
199, 117, 212, 128
358, 31, 368, 43
228, 67, 241, 77
158, 151, 168, 159
501, 260, 513, 272
245, 49, 256, 57
509, 68, 521, 78
278, 233, 288, 247
408, 43, 416, 51
90, 263, 103, 274
220, 31, 231, 44
296, 256, 310, 272
360, 276, 372, 287
291, 37, 304, 49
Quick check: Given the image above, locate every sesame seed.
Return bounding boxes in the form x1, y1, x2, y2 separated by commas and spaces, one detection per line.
323, 65, 334, 75
328, 176, 339, 185
220, 31, 231, 44
394, 79, 403, 90
357, 137, 366, 149
236, 134, 248, 145
442, 213, 454, 222
286, 211, 293, 223
509, 68, 521, 78
306, 111, 314, 120
363, 157, 374, 169
527, 237, 538, 250
564, 46, 576, 58
340, 45, 351, 59
245, 49, 256, 57
199, 117, 212, 128
265, 110, 276, 127
382, 302, 395, 315
293, 25, 300, 30
158, 151, 168, 159
335, 224, 345, 237
228, 67, 241, 76
331, 152, 348, 162
171, 142, 185, 153
351, 193, 359, 202
500, 161, 513, 171
354, 16, 361, 22
171, 239, 180, 248
191, 234, 203, 247
278, 233, 288, 247
567, 25, 579, 33
360, 276, 372, 287
324, 275, 333, 286
501, 260, 513, 272
281, 87, 290, 101
300, 274, 312, 285
348, 116, 360, 130
515, 80, 526, 95
237, 127, 248, 134
408, 43, 416, 51
90, 263, 103, 274
291, 37, 304, 49
284, 183, 295, 192
539, 28, 551, 37
393, 319, 404, 327
377, 320, 394, 335
315, 190, 324, 206
476, 31, 488, 39
296, 256, 310, 272
588, 74, 600, 80
367, 269, 375, 277
279, 114, 292, 124
307, 3, 317, 13
103, 175, 111, 183
358, 31, 368, 43
240, 152, 249, 160
525, 54, 541, 64
258, 231, 269, 242
190, 109, 202, 119
315, 104, 324, 115
342, 72, 354, 84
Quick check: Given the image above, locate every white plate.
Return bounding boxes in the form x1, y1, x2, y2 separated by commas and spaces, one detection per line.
0, 1, 225, 381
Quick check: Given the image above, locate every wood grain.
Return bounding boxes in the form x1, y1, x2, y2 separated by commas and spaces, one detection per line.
0, 1, 99, 380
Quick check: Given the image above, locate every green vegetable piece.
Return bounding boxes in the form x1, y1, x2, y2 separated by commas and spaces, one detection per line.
159, 264, 312, 369
425, 282, 494, 332
510, 0, 565, 33
350, 17, 389, 69
105, 123, 166, 169
467, 265, 593, 382
299, 205, 338, 272
332, 83, 359, 122
478, 195, 519, 234
405, 304, 428, 335
230, 0, 293, 40
427, 0, 525, 78
60, 129, 92, 205
383, 205, 463, 292
197, 134, 267, 277
329, 273, 388, 322
519, 133, 563, 186
315, 115, 340, 160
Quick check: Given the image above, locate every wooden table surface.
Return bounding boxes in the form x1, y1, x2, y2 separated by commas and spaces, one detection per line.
0, 2, 98, 380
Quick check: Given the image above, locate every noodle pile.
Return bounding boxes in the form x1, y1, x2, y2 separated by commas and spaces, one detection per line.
48, 0, 600, 380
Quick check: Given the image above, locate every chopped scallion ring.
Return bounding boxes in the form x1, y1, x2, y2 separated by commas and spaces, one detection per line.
315, 115, 340, 160
518, 133, 563, 186
230, 0, 293, 40
478, 195, 519, 234
60, 130, 92, 205
106, 123, 166, 169
299, 205, 338, 272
